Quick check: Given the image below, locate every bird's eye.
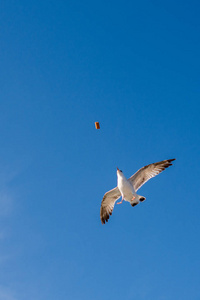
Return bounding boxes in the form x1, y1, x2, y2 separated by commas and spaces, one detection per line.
120, 170, 122, 172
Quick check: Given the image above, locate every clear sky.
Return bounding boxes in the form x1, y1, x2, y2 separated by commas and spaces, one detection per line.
0, 0, 200, 299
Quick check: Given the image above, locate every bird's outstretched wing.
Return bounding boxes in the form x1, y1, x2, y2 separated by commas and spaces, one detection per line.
128, 159, 175, 192
100, 187, 121, 224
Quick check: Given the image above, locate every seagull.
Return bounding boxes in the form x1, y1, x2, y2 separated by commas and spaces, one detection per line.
100, 159, 175, 224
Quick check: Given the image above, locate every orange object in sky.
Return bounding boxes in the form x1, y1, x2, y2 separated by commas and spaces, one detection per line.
95, 122, 100, 129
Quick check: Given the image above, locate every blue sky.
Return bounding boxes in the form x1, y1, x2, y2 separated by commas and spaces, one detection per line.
0, 0, 200, 299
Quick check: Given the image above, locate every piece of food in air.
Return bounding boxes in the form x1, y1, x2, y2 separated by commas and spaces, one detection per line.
95, 122, 100, 129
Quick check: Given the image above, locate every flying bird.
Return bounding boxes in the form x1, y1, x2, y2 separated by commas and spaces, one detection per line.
100, 159, 175, 224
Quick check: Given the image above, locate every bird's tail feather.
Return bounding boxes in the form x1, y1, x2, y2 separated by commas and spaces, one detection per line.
130, 194, 146, 207
139, 196, 146, 202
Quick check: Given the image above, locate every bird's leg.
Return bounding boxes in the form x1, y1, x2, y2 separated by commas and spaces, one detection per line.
117, 197, 124, 205
131, 196, 136, 201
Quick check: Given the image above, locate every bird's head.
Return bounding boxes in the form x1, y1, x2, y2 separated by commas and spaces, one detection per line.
117, 167, 123, 174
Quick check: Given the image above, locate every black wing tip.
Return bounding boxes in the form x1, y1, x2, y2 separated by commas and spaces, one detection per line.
100, 211, 110, 224
162, 158, 176, 169
162, 158, 175, 164
101, 216, 109, 224
165, 158, 176, 166
160, 158, 176, 165
101, 210, 112, 224
154, 158, 175, 168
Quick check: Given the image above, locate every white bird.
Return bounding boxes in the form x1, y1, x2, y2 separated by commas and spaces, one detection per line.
100, 159, 175, 224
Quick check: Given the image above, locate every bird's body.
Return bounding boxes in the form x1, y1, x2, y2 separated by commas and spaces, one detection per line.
117, 169, 135, 200
117, 168, 144, 206
100, 158, 175, 224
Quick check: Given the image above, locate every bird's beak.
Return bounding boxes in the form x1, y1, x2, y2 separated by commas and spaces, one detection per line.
117, 167, 119, 171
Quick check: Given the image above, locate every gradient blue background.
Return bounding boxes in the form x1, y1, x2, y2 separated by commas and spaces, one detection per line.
0, 0, 200, 299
